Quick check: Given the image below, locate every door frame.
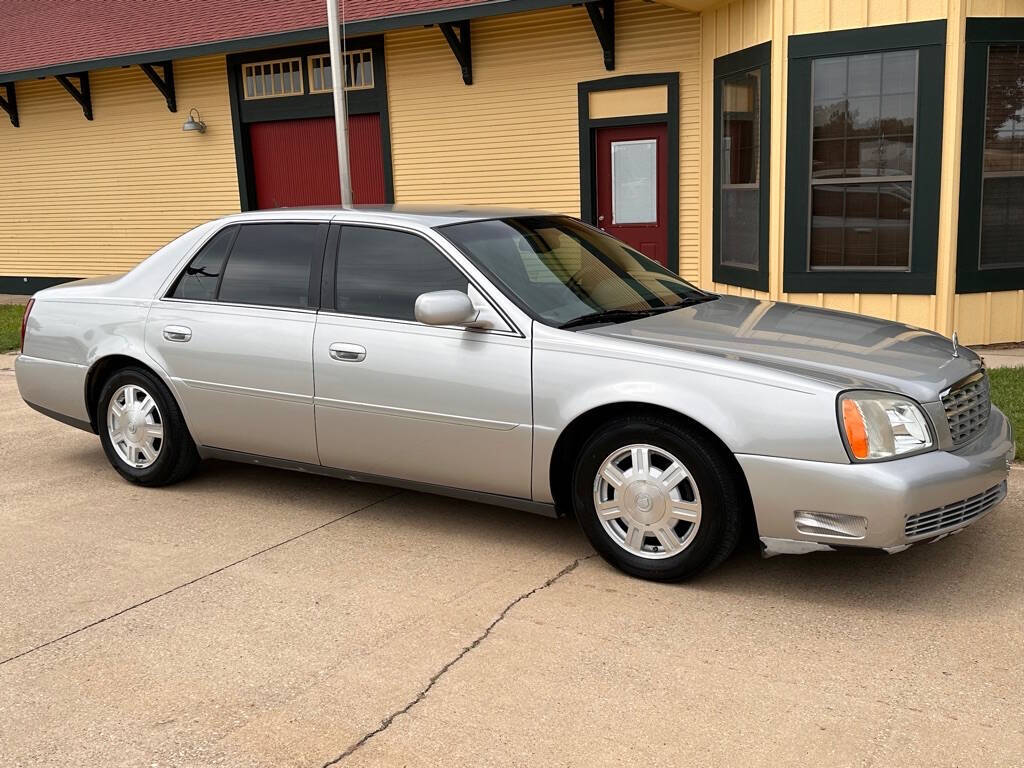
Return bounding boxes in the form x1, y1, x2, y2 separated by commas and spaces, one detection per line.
577, 72, 680, 273
226, 36, 395, 211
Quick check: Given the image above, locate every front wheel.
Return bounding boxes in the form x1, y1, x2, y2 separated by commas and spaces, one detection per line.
97, 367, 200, 486
571, 416, 742, 581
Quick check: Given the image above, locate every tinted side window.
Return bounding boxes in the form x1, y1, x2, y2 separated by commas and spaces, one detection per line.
218, 223, 320, 308
336, 227, 468, 321
169, 227, 235, 301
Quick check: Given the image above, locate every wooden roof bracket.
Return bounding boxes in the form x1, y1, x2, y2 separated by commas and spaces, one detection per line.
55, 72, 92, 120
586, 0, 615, 71
0, 82, 18, 127
140, 61, 177, 112
439, 20, 473, 85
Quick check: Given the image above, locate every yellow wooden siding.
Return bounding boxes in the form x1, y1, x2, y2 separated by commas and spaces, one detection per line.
384, 0, 703, 280
589, 85, 668, 119
968, 0, 1024, 14
0, 55, 239, 279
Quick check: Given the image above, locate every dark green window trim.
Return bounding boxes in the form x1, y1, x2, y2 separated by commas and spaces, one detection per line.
783, 20, 946, 295
956, 18, 1024, 294
713, 42, 771, 292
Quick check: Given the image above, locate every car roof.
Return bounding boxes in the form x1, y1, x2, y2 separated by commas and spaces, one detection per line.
219, 204, 558, 228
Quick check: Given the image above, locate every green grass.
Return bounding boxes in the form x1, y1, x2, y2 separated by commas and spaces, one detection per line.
988, 367, 1024, 460
0, 304, 25, 353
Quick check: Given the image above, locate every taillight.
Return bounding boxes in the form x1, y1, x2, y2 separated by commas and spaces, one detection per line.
20, 298, 34, 351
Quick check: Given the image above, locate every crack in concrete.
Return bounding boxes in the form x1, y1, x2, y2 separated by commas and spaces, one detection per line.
320, 554, 595, 767
0, 490, 402, 668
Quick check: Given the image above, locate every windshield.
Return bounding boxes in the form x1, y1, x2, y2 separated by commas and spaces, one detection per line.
439, 216, 712, 327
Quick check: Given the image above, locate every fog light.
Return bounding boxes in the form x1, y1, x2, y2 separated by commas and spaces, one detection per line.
794, 511, 867, 539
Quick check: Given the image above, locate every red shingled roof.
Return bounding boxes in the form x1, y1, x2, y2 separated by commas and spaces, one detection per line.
0, 0, 496, 78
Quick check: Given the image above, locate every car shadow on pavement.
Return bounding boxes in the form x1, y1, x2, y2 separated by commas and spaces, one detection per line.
74, 452, 1023, 619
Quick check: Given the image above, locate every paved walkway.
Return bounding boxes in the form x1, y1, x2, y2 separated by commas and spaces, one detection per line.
977, 346, 1024, 369
0, 294, 28, 305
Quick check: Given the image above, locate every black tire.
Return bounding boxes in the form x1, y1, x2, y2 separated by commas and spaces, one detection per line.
571, 415, 742, 582
97, 366, 200, 487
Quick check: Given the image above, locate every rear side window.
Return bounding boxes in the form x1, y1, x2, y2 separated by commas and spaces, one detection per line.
218, 223, 320, 308
336, 226, 467, 321
169, 226, 235, 301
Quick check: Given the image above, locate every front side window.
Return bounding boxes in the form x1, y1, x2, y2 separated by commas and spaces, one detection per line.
218, 223, 320, 308
441, 216, 709, 328
713, 42, 770, 291
784, 20, 946, 294
335, 227, 467, 321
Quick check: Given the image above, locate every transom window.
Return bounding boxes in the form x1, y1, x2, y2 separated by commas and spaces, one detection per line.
809, 51, 917, 270
243, 58, 303, 100
308, 50, 374, 94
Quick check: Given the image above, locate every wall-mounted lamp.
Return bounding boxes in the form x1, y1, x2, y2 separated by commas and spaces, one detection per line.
182, 107, 206, 134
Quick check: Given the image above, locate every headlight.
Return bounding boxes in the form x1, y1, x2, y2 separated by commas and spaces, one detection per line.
838, 391, 934, 461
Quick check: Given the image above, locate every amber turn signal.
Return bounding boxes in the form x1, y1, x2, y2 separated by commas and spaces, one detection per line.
841, 398, 870, 460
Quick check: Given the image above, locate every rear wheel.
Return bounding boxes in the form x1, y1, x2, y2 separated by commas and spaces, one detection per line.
97, 367, 200, 486
572, 415, 741, 581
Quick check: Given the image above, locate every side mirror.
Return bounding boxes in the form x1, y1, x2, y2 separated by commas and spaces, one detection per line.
414, 290, 479, 327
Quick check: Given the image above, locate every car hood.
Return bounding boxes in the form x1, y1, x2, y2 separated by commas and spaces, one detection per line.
582, 295, 982, 402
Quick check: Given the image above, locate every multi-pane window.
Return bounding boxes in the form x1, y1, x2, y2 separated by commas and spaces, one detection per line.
713, 42, 770, 292
243, 58, 303, 100
720, 68, 762, 269
809, 51, 917, 270
308, 50, 374, 94
979, 44, 1024, 269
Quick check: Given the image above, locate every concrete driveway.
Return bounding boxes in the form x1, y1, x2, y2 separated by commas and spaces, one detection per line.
1, 368, 1023, 767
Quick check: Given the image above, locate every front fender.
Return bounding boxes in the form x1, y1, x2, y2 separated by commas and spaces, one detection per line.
530, 325, 849, 503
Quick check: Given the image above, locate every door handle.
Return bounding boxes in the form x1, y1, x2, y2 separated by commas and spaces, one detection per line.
163, 325, 192, 342
329, 342, 366, 362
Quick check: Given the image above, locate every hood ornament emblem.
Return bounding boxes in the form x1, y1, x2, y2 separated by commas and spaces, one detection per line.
951, 331, 960, 358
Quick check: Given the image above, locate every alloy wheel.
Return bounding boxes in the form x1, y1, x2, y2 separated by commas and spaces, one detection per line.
107, 384, 163, 469
593, 443, 702, 559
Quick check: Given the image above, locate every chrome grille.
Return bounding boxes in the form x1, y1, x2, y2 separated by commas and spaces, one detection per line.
904, 481, 1006, 538
942, 371, 991, 448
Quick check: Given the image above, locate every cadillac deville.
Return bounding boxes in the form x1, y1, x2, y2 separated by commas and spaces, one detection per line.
15, 208, 1013, 581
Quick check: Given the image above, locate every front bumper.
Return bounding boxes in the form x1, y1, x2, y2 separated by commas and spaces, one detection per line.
738, 406, 1013, 556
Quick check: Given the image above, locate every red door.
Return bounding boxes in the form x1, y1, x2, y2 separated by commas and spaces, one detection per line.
595, 123, 669, 265
248, 114, 386, 209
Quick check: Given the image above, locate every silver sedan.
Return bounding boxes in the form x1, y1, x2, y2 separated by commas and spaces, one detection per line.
15, 207, 1014, 580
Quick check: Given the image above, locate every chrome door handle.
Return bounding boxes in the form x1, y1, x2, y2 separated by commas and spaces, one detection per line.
163, 325, 192, 342
329, 342, 366, 362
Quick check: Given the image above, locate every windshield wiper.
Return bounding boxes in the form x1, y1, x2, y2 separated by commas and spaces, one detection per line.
558, 294, 718, 330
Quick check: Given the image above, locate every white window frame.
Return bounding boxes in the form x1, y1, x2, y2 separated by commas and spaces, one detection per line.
242, 57, 304, 100
308, 49, 375, 94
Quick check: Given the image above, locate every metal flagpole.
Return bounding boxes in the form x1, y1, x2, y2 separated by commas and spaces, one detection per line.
327, 0, 353, 205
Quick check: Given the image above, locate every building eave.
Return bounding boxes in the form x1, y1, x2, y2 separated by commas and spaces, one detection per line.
0, 0, 580, 84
